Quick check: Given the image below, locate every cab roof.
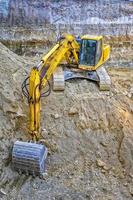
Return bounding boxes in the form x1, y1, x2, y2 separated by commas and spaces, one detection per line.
81, 35, 103, 41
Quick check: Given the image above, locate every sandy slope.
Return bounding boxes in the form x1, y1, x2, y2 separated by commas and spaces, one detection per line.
0, 43, 133, 200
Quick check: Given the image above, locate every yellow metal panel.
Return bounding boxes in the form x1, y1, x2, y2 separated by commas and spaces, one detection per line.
78, 65, 96, 71
41, 44, 60, 64
81, 35, 103, 41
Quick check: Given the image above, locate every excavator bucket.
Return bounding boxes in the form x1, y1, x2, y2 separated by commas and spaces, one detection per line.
12, 141, 47, 176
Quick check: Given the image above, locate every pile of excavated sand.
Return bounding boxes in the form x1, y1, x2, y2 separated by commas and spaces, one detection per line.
0, 42, 133, 200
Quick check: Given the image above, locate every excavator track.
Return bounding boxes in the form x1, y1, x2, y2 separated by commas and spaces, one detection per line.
12, 141, 47, 176
53, 67, 65, 91
96, 67, 111, 91
53, 67, 111, 91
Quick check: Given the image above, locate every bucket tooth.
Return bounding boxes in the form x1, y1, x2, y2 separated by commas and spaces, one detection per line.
96, 67, 111, 91
12, 141, 47, 176
53, 67, 65, 91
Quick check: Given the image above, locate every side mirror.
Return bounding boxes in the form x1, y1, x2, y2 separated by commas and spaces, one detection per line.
103, 45, 110, 63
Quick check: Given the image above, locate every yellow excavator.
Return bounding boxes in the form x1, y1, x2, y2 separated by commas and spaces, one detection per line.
12, 34, 110, 176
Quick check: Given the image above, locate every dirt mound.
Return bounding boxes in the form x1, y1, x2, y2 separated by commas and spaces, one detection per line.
0, 43, 133, 199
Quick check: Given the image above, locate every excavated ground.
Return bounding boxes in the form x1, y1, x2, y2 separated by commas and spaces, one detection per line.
0, 42, 133, 200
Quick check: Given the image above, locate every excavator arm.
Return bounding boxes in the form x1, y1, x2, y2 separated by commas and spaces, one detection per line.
12, 34, 79, 176
27, 34, 79, 140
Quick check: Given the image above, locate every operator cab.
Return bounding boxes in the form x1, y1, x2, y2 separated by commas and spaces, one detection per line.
78, 35, 106, 71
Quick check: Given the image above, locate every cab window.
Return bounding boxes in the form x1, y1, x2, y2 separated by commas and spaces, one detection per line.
79, 39, 97, 66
